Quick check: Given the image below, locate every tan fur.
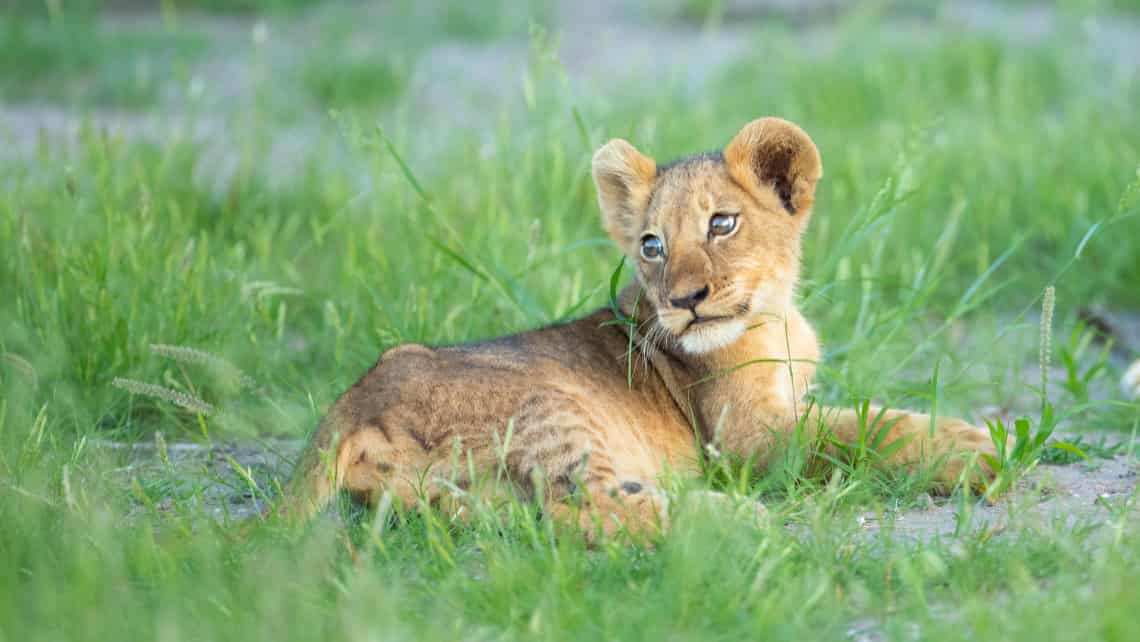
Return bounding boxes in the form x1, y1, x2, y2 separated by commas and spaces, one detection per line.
280, 117, 1002, 539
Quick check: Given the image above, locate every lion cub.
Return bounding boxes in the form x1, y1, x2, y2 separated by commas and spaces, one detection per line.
281, 117, 999, 537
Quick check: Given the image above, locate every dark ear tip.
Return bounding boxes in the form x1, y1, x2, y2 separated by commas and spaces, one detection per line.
731, 118, 822, 172
724, 117, 821, 214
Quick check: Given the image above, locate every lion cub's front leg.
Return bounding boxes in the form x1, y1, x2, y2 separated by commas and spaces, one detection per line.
814, 407, 1002, 488
716, 405, 1003, 490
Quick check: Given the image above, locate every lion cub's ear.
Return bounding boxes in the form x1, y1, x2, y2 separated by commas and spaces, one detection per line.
592, 139, 657, 250
724, 118, 822, 216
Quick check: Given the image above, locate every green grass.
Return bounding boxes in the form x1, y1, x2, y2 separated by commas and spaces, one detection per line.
2, 2, 1140, 641
298, 16, 411, 110
302, 55, 408, 108
1002, 0, 1140, 14
4, 0, 324, 16
0, 16, 206, 108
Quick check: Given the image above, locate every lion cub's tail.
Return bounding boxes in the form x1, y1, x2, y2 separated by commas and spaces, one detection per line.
276, 429, 341, 526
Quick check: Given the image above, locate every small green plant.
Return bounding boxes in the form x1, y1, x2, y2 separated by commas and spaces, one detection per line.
981, 287, 1085, 498
1057, 321, 1113, 402
980, 406, 1067, 499
1041, 433, 1125, 464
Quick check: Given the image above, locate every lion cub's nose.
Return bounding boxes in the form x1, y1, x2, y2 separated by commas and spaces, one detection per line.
669, 285, 710, 311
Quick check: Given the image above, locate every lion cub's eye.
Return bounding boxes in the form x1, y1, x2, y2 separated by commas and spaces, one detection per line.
640, 235, 665, 261
709, 213, 738, 237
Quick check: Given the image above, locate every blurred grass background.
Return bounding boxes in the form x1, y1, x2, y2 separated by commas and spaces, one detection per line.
2, 1, 1139, 640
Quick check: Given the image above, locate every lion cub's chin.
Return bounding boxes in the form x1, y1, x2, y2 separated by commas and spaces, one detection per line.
678, 318, 748, 354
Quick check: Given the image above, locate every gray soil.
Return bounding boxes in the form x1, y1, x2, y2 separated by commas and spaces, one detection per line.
95, 426, 1140, 539
858, 454, 1138, 540
95, 437, 303, 521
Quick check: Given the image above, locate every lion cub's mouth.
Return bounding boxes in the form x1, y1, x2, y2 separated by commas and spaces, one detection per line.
682, 314, 733, 333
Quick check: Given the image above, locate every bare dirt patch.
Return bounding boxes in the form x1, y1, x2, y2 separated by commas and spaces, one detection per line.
99, 432, 1139, 540
858, 455, 1138, 541
95, 437, 302, 521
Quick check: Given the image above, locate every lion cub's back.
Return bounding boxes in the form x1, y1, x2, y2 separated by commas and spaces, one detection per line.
326, 310, 687, 458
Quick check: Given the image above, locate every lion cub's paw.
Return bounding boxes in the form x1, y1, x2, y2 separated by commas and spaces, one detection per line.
549, 490, 670, 544
940, 419, 1006, 458
1123, 359, 1140, 401
925, 419, 1008, 491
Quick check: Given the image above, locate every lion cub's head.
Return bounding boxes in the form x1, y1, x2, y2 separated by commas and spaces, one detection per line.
593, 117, 822, 354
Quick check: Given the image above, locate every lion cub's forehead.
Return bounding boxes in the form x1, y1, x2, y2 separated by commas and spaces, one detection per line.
646, 153, 736, 228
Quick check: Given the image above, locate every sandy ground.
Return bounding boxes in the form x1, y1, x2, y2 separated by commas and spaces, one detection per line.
857, 454, 1138, 540
94, 426, 1140, 538
95, 437, 301, 521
